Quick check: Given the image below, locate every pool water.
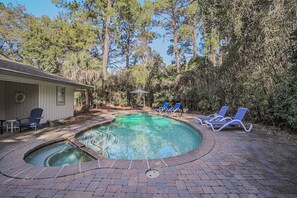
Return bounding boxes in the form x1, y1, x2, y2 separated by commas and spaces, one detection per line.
77, 114, 202, 160
24, 141, 94, 167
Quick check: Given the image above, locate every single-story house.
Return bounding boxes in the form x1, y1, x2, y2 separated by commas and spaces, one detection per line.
0, 56, 91, 123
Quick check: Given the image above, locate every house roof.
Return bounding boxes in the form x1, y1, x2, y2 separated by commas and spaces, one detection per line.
0, 57, 92, 89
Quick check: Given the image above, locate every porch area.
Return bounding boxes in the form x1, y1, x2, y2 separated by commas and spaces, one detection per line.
0, 81, 39, 133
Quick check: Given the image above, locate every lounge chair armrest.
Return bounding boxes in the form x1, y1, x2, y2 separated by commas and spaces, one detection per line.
17, 118, 29, 124
214, 115, 223, 118
207, 114, 216, 117
208, 115, 224, 122
33, 117, 43, 122
221, 117, 233, 121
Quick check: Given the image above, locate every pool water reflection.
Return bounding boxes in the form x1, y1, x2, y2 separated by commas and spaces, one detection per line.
77, 114, 202, 160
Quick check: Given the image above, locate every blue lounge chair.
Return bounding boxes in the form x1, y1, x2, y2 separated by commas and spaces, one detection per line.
155, 102, 169, 112
196, 106, 229, 125
167, 103, 181, 113
18, 108, 43, 132
205, 107, 253, 132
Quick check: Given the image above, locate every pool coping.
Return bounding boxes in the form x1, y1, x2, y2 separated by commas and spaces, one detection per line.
0, 111, 215, 180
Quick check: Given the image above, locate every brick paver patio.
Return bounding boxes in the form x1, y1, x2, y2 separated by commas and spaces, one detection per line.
0, 111, 296, 197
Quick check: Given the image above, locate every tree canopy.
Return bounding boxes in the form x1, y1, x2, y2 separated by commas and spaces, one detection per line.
0, 0, 296, 132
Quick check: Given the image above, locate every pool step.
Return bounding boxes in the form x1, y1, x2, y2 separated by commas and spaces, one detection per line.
68, 138, 103, 160
79, 131, 118, 157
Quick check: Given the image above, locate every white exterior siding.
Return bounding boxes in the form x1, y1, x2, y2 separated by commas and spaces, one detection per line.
0, 73, 75, 123
4, 82, 39, 120
39, 84, 74, 123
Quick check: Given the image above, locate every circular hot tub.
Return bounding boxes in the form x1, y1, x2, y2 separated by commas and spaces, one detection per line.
24, 141, 94, 167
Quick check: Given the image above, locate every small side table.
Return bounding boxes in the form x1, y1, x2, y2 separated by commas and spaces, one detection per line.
4, 120, 19, 133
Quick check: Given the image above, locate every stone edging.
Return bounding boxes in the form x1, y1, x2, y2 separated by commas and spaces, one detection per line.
0, 111, 215, 180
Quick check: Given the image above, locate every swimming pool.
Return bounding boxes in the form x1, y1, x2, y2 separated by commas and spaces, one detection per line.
77, 114, 202, 160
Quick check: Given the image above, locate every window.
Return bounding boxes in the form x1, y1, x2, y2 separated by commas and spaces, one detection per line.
56, 86, 65, 106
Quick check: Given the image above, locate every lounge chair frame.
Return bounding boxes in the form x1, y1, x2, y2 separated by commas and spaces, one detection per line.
196, 106, 228, 125
167, 103, 181, 113
205, 107, 253, 132
206, 117, 253, 132
18, 108, 43, 132
155, 102, 169, 112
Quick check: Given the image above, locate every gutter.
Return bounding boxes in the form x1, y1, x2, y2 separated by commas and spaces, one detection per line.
0, 69, 93, 89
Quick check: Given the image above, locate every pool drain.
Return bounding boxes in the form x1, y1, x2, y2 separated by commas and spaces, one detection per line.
145, 169, 159, 178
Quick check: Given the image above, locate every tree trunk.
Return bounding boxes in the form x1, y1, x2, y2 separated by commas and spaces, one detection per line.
183, 54, 188, 70
192, 18, 198, 58
127, 89, 132, 107
210, 44, 216, 65
125, 24, 131, 68
102, 0, 111, 86
101, 0, 112, 105
125, 52, 129, 68
85, 91, 89, 109
173, 19, 180, 73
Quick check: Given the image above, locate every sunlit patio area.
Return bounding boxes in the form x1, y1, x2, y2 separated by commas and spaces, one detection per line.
0, 110, 296, 197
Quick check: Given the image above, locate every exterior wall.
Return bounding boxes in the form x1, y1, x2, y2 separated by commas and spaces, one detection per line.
39, 84, 74, 123
0, 73, 76, 123
0, 81, 5, 119
4, 81, 39, 120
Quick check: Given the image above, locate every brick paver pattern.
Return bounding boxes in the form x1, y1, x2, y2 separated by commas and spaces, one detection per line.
0, 111, 296, 197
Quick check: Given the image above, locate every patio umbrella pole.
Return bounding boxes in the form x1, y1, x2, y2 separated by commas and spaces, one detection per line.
144, 94, 145, 107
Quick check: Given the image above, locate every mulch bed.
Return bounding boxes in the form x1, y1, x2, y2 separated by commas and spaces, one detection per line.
63, 106, 129, 125
63, 113, 94, 125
